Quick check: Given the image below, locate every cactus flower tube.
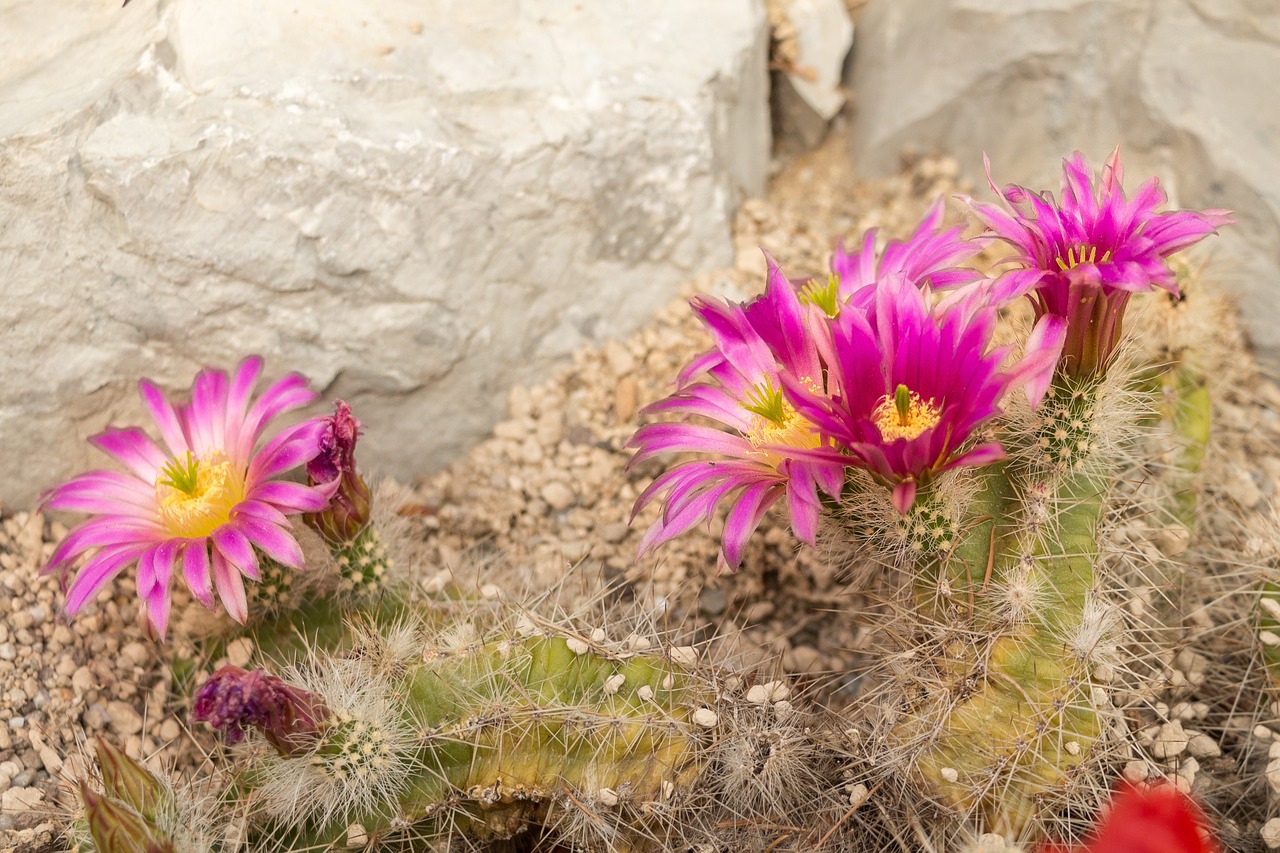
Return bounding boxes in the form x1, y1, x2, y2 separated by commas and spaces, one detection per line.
41, 357, 333, 635
966, 149, 1231, 378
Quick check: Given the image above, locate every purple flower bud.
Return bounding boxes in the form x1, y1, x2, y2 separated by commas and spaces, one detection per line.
305, 401, 373, 544
192, 666, 331, 758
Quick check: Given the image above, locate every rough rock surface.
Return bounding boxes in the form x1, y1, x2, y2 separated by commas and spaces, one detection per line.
0, 0, 770, 508
847, 0, 1280, 353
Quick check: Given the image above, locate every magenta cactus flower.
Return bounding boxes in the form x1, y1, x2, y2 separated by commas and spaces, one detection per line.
41, 357, 333, 637
627, 260, 844, 574
783, 274, 1065, 513
966, 148, 1232, 378
831, 198, 987, 308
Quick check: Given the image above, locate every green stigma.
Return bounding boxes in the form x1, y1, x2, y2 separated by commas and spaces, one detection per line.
158, 452, 201, 495
743, 380, 788, 426
894, 384, 913, 425
799, 273, 842, 318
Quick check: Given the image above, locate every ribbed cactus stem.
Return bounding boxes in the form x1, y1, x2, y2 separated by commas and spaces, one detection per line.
207, 630, 727, 849
1163, 359, 1211, 531
887, 381, 1112, 836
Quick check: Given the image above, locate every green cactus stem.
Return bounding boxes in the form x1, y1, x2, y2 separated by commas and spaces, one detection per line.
200, 627, 735, 850
863, 379, 1116, 838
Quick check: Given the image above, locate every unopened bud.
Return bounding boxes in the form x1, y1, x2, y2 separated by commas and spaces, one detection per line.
193, 666, 331, 758
94, 738, 169, 821
81, 782, 176, 853
305, 400, 373, 543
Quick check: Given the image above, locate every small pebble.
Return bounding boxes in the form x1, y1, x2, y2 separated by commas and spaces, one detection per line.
597, 787, 620, 807
1187, 733, 1221, 759
692, 708, 718, 728
669, 646, 698, 667
1122, 760, 1149, 783
1262, 817, 1280, 850
540, 482, 576, 511
225, 637, 254, 668
1150, 720, 1188, 758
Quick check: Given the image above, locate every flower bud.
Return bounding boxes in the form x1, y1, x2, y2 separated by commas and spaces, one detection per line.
94, 738, 168, 821
81, 782, 176, 853
304, 400, 373, 544
192, 665, 331, 758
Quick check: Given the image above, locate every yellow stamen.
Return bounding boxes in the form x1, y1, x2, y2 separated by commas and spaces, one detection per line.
873, 385, 941, 442
1054, 244, 1112, 271
155, 452, 245, 538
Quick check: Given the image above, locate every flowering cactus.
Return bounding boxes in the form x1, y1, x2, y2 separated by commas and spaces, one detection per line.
41, 357, 333, 636
629, 150, 1229, 842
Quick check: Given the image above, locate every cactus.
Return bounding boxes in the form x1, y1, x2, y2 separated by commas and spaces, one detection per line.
60, 595, 833, 853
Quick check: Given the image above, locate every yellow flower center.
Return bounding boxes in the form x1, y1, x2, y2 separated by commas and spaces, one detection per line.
742, 380, 822, 464
1054, 244, 1112, 271
873, 384, 941, 442
155, 452, 245, 538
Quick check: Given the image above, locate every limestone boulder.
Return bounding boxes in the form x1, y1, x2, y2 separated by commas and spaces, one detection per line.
0, 0, 770, 507
848, 0, 1280, 352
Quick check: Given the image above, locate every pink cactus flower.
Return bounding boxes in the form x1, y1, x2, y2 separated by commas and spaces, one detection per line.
783, 273, 1064, 513
42, 357, 333, 637
966, 148, 1231, 378
627, 260, 844, 574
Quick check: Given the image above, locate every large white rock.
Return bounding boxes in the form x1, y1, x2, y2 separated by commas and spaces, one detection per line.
848, 0, 1280, 352
0, 0, 769, 507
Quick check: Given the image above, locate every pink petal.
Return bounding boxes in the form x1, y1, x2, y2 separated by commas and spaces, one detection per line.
236, 516, 305, 570
138, 379, 190, 457
250, 481, 330, 513
212, 525, 260, 581
183, 541, 214, 608
892, 480, 918, 515
212, 548, 248, 624
65, 545, 147, 614
89, 428, 168, 481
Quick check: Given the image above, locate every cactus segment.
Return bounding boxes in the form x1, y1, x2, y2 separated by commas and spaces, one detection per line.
210, 620, 747, 850
856, 376, 1120, 838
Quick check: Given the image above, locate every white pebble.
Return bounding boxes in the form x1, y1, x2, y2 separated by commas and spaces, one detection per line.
669, 646, 698, 667
692, 708, 719, 728
597, 787, 619, 807
1150, 720, 1188, 758
939, 767, 959, 783
565, 637, 590, 656
603, 674, 625, 695
1188, 733, 1222, 758
345, 824, 368, 849
226, 637, 254, 668
1267, 758, 1280, 795
1064, 741, 1081, 756
847, 782, 869, 807
638, 685, 655, 701
746, 684, 770, 705
1261, 817, 1280, 849
1122, 760, 1149, 783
